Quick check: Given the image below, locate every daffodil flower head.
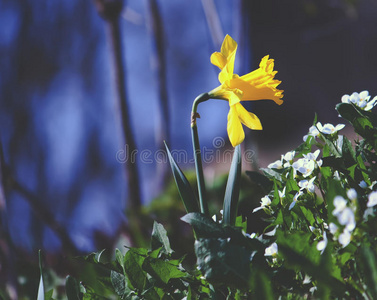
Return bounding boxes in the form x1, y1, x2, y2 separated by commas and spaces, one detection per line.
208, 34, 284, 147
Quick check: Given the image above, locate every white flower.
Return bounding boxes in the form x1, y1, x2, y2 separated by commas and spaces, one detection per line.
268, 159, 283, 169
283, 151, 295, 162
367, 191, 377, 208
282, 151, 295, 168
278, 187, 286, 199
329, 222, 338, 235
347, 189, 357, 201
303, 275, 312, 284
365, 96, 377, 111
289, 191, 303, 210
298, 177, 316, 193
292, 159, 315, 177
253, 195, 272, 213
333, 171, 341, 181
303, 149, 321, 161
332, 196, 347, 216
303, 125, 320, 142
342, 91, 377, 111
359, 180, 368, 189
337, 207, 356, 231
316, 232, 328, 254
316, 122, 345, 135
245, 233, 256, 239
265, 242, 278, 256
338, 230, 351, 248
264, 227, 277, 237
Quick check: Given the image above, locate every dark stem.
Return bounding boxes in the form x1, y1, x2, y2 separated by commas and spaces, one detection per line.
106, 13, 142, 211
191, 93, 210, 216
144, 0, 170, 194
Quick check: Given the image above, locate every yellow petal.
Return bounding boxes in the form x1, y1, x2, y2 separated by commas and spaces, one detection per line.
227, 105, 245, 147
221, 35, 238, 58
210, 52, 227, 70
235, 103, 263, 130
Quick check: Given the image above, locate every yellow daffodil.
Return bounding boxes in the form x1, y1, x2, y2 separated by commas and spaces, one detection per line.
208, 34, 284, 147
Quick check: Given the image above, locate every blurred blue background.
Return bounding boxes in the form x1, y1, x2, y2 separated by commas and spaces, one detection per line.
1, 0, 377, 253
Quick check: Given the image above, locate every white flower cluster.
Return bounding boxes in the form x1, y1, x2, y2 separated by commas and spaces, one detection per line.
303, 122, 345, 142
330, 191, 357, 248
267, 150, 296, 170
292, 150, 322, 178
341, 90, 377, 111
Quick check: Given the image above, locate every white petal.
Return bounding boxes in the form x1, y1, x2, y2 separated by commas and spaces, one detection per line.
341, 94, 350, 103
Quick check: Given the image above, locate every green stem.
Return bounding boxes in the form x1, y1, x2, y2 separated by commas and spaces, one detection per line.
191, 93, 210, 216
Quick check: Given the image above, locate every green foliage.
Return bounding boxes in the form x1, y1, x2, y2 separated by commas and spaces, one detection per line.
6, 98, 377, 299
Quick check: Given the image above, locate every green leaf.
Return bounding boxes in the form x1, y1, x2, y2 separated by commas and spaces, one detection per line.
123, 249, 147, 291
300, 206, 315, 226
194, 237, 250, 288
181, 213, 224, 239
360, 246, 377, 299
151, 221, 172, 255
44, 290, 54, 300
110, 271, 127, 297
164, 142, 199, 213
76, 249, 121, 273
65, 275, 81, 300
223, 145, 242, 225
250, 269, 275, 300
142, 257, 186, 284
260, 167, 282, 181
245, 170, 273, 193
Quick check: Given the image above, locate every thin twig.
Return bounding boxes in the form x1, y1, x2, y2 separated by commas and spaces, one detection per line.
94, 0, 142, 211
144, 0, 170, 194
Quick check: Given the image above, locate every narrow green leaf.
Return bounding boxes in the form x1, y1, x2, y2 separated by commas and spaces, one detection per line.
164, 142, 199, 213
37, 250, 45, 300
151, 221, 173, 255
223, 145, 242, 225
38, 274, 45, 300
65, 275, 81, 300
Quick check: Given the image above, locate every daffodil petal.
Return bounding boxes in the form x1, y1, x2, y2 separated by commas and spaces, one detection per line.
218, 49, 236, 83
227, 105, 245, 147
235, 103, 262, 130
221, 34, 237, 58
210, 52, 227, 70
